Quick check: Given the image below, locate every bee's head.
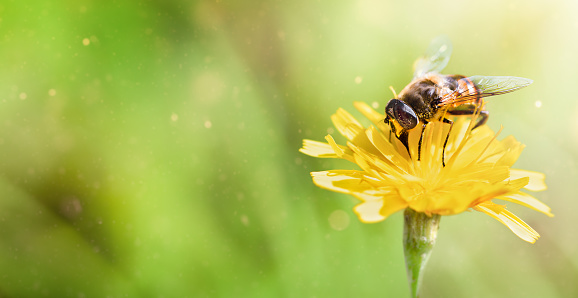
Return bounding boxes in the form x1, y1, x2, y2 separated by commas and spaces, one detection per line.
385, 99, 418, 130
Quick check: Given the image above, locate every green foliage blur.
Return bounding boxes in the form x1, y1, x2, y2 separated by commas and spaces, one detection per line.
0, 0, 576, 297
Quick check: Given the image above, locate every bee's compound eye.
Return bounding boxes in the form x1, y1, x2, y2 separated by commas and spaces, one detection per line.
387, 99, 418, 130
385, 99, 397, 120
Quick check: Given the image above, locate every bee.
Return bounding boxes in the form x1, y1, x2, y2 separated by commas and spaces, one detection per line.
384, 36, 532, 166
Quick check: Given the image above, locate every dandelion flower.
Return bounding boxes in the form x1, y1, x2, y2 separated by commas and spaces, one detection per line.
300, 101, 552, 243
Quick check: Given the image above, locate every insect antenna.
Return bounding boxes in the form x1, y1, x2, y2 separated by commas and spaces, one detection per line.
389, 86, 398, 98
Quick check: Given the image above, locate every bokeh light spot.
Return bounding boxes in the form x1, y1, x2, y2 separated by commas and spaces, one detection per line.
329, 210, 350, 231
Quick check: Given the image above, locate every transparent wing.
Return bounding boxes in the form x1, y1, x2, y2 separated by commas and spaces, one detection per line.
469, 75, 533, 95
413, 36, 453, 79
438, 75, 533, 107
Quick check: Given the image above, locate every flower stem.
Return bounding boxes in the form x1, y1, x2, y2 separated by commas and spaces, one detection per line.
403, 208, 441, 298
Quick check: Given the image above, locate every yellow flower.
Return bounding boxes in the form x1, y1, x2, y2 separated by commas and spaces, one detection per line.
300, 102, 552, 243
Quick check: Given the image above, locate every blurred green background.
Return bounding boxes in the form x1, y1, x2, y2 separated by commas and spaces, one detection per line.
0, 0, 575, 297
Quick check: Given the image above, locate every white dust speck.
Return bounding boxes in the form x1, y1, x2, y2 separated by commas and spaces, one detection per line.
240, 214, 249, 226
372, 101, 379, 109
354, 76, 363, 84
535, 100, 542, 108
277, 30, 286, 41
328, 210, 350, 231
204, 120, 212, 129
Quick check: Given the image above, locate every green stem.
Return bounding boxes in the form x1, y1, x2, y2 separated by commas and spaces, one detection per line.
403, 208, 441, 298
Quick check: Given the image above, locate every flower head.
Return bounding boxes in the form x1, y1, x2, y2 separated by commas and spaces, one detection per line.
300, 102, 552, 243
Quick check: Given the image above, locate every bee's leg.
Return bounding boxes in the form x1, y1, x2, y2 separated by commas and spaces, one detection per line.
398, 130, 409, 149
441, 118, 453, 167
392, 129, 412, 159
388, 124, 394, 143
386, 117, 395, 143
446, 105, 489, 129
417, 122, 426, 161
385, 119, 415, 159
387, 118, 408, 150
473, 110, 489, 129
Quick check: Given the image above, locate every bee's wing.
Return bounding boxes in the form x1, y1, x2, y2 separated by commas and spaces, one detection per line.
438, 75, 533, 107
468, 75, 533, 95
413, 36, 453, 79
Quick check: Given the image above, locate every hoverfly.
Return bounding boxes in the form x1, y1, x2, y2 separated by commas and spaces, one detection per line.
384, 36, 532, 166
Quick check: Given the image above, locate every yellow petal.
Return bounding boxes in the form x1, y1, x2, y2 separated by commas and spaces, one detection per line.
349, 149, 404, 184
474, 201, 540, 243
353, 101, 391, 133
351, 151, 382, 178
453, 134, 497, 168
311, 170, 375, 194
348, 135, 407, 182
312, 170, 407, 223
354, 200, 386, 222
444, 117, 473, 153
504, 177, 530, 192
325, 135, 355, 163
331, 108, 364, 141
353, 101, 382, 124
496, 191, 553, 217
495, 136, 525, 167
407, 124, 425, 163
401, 183, 476, 215
299, 139, 341, 158
510, 169, 547, 191
331, 108, 382, 156
450, 164, 509, 185
469, 176, 530, 207
354, 194, 407, 223
366, 126, 410, 171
